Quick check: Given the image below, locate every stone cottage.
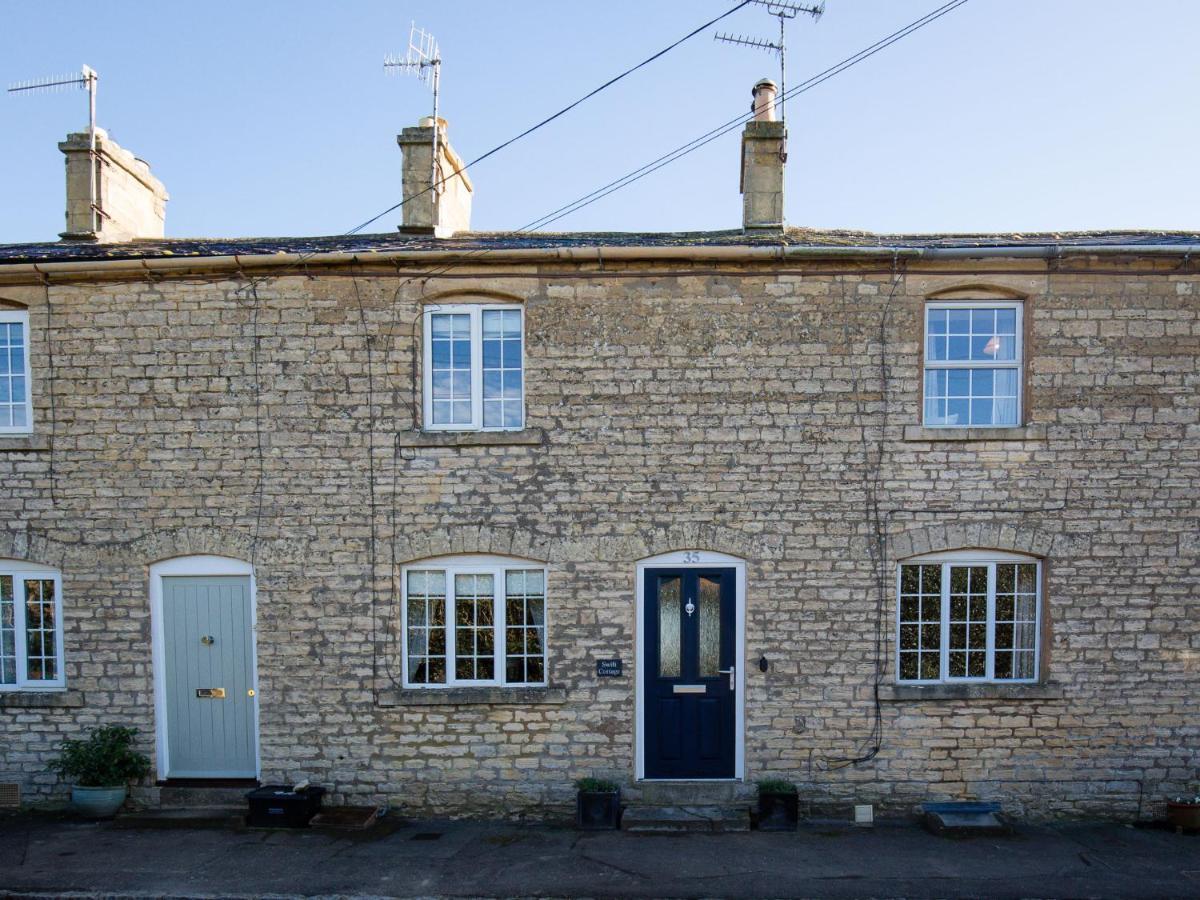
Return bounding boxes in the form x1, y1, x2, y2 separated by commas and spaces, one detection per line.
0, 80, 1197, 822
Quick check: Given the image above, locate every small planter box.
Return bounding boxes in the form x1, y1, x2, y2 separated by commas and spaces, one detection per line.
1167, 802, 1200, 831
757, 791, 799, 831
576, 789, 621, 830
246, 785, 326, 828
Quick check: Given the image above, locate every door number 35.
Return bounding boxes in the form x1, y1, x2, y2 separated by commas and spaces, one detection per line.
682, 552, 702, 563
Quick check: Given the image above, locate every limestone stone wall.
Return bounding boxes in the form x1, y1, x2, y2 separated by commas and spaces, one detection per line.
0, 258, 1196, 820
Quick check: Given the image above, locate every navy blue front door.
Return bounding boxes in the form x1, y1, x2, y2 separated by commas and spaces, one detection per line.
643, 568, 736, 779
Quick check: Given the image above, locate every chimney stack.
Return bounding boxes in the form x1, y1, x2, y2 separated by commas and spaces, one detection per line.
740, 78, 786, 231
58, 128, 168, 242
397, 117, 473, 237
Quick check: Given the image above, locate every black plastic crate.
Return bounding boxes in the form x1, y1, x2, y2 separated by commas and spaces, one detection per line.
245, 785, 326, 828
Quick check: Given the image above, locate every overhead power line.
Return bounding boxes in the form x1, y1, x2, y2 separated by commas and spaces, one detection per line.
520, 0, 970, 233
345, 0, 754, 237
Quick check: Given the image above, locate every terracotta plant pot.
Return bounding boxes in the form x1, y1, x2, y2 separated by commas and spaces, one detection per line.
1166, 802, 1200, 830
71, 785, 127, 818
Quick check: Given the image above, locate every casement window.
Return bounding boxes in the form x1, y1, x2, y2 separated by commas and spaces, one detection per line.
0, 562, 64, 690
423, 304, 524, 431
402, 555, 546, 688
897, 551, 1041, 684
923, 302, 1021, 427
0, 310, 32, 434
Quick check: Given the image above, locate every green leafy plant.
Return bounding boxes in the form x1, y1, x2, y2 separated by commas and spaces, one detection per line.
49, 726, 151, 787
575, 777, 619, 793
756, 778, 798, 795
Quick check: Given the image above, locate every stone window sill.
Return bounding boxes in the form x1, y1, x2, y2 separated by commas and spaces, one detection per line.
902, 424, 1046, 443
0, 435, 51, 453
0, 690, 84, 708
879, 682, 1064, 702
395, 428, 546, 449
377, 686, 567, 707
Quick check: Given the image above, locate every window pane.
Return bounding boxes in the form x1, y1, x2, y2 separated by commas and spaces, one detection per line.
994, 563, 1038, 681
657, 576, 681, 678
898, 565, 940, 681
0, 320, 27, 431
481, 309, 522, 430
453, 574, 495, 682
23, 579, 56, 682
406, 570, 447, 684
698, 576, 720, 677
0, 576, 14, 684
429, 313, 472, 426
947, 566, 986, 680
503, 569, 545, 685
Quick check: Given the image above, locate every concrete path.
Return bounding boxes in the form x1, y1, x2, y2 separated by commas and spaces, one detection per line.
2, 812, 1200, 898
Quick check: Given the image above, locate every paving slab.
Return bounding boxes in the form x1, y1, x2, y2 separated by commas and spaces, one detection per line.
2, 811, 1200, 898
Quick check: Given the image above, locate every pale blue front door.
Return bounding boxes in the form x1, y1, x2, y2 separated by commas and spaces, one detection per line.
162, 576, 257, 778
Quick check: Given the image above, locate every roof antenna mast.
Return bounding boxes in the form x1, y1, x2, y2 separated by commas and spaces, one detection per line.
385, 23, 442, 194
716, 1, 823, 121
9, 65, 100, 233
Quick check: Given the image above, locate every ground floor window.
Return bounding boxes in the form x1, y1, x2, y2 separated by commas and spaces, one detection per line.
0, 561, 64, 690
897, 551, 1040, 683
402, 555, 546, 688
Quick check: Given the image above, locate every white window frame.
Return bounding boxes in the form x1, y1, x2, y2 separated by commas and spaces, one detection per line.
422, 304, 525, 432
0, 310, 33, 435
923, 300, 1023, 428
0, 560, 65, 691
895, 550, 1041, 685
400, 554, 547, 689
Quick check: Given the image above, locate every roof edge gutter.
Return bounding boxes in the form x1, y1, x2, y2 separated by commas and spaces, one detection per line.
1, 242, 1198, 284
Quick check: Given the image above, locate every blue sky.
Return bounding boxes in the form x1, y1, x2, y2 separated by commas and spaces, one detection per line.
2, 1, 1197, 243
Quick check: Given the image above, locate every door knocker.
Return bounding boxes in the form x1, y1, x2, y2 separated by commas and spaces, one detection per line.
685, 600, 695, 617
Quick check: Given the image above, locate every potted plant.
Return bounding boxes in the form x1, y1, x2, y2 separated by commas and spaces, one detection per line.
49, 725, 151, 818
756, 778, 799, 831
575, 777, 621, 830
1167, 793, 1200, 830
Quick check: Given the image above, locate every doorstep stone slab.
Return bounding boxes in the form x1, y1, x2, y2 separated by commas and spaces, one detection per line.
621, 804, 750, 833
922, 802, 1011, 836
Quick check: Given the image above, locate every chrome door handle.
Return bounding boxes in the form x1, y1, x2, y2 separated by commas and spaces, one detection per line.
718, 665, 736, 691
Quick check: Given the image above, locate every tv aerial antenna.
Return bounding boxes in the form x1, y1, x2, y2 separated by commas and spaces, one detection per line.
385, 23, 442, 193
8, 65, 100, 232
715, 1, 823, 120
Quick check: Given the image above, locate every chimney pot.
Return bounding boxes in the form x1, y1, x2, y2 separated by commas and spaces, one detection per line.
751, 78, 778, 122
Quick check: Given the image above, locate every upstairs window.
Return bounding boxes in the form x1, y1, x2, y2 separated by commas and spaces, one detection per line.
423, 304, 524, 431
923, 301, 1021, 427
897, 551, 1041, 684
0, 562, 64, 690
402, 555, 547, 688
0, 310, 32, 434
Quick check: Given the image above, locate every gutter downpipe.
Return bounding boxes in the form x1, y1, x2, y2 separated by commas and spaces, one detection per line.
1, 243, 1199, 283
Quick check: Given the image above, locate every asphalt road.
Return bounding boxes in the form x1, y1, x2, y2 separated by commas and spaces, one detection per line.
2, 813, 1200, 898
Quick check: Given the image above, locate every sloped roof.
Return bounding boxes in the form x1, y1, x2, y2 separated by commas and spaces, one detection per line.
1, 227, 1198, 265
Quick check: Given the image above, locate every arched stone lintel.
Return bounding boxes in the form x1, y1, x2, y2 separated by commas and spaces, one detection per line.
890, 522, 1061, 562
